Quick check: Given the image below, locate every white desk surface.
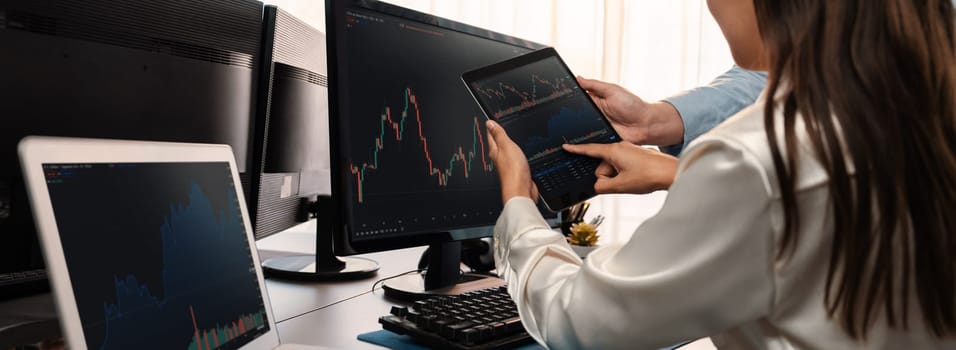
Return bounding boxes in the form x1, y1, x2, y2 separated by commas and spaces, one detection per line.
0, 219, 715, 349
257, 220, 425, 322
257, 220, 424, 349
277, 288, 398, 349
273, 284, 717, 350
262, 221, 716, 350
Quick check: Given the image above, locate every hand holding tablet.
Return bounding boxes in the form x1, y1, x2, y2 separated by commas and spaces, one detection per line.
462, 48, 621, 211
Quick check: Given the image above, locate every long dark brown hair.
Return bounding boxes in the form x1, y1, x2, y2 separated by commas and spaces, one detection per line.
752, 0, 956, 339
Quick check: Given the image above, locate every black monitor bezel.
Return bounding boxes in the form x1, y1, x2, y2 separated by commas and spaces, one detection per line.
0, 0, 263, 276
326, 0, 550, 255
461, 47, 623, 212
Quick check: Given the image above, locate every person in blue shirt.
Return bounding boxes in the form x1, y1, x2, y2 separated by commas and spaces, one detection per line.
577, 67, 767, 156
582, 0, 953, 155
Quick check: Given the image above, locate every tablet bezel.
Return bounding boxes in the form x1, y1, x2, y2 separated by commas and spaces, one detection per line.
461, 47, 621, 211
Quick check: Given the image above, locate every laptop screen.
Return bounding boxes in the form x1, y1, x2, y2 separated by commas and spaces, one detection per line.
42, 162, 269, 350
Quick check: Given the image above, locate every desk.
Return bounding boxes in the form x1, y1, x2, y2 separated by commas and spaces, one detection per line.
263, 222, 716, 350
255, 220, 426, 322
0, 220, 716, 349
276, 289, 397, 349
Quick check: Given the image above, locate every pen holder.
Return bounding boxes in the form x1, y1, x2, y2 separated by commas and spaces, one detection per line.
560, 217, 577, 236
570, 244, 599, 259
560, 201, 590, 236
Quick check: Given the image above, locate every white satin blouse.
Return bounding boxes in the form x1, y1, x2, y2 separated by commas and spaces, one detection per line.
493, 102, 956, 349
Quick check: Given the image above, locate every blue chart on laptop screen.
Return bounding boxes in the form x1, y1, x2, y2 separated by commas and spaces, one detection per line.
43, 162, 268, 350
469, 56, 617, 199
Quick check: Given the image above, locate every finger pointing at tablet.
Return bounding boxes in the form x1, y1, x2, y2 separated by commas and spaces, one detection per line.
562, 142, 679, 195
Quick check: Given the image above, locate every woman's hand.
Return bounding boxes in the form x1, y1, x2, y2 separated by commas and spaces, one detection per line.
562, 142, 679, 194
486, 120, 538, 204
578, 76, 685, 147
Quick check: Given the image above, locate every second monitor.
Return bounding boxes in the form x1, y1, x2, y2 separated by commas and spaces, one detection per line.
325, 0, 556, 299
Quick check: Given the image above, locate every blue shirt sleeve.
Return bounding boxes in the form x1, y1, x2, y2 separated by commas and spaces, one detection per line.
660, 66, 767, 156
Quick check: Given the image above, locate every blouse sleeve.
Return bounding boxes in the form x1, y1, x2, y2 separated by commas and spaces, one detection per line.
493, 139, 777, 349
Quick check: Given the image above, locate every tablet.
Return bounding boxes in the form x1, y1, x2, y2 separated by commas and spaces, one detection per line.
462, 47, 620, 211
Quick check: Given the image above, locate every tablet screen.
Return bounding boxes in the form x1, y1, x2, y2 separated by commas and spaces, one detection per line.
463, 48, 619, 210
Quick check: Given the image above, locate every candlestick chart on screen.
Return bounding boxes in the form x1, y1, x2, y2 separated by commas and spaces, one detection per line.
349, 87, 493, 204
339, 7, 548, 237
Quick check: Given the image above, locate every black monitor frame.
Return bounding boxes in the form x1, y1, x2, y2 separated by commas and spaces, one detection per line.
250, 5, 334, 240
255, 5, 379, 281
325, 0, 554, 297
327, 0, 548, 256
0, 0, 263, 289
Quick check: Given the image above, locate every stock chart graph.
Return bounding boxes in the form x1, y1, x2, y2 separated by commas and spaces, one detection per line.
349, 87, 492, 203
43, 163, 269, 349
473, 73, 575, 120
187, 306, 266, 350
469, 56, 618, 165
339, 8, 534, 237
465, 53, 620, 209
523, 106, 612, 162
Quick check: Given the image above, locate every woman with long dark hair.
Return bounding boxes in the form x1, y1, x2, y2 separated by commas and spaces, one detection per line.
485, 0, 956, 348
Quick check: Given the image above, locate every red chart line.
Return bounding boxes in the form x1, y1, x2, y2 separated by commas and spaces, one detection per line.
350, 87, 494, 203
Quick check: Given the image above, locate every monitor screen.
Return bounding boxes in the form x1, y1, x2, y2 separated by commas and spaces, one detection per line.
42, 162, 269, 349
327, 0, 548, 253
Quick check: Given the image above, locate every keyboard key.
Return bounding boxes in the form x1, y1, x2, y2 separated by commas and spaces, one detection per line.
390, 306, 408, 317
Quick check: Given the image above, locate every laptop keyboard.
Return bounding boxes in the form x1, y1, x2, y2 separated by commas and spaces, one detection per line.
0, 269, 50, 301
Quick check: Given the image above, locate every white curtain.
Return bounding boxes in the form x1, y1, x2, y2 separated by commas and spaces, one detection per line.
265, 0, 736, 242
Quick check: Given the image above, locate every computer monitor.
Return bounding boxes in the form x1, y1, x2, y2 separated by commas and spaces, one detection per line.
0, 0, 262, 289
325, 0, 555, 299
253, 5, 375, 281
249, 5, 334, 240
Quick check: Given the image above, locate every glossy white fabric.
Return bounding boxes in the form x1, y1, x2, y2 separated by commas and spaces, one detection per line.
493, 102, 956, 349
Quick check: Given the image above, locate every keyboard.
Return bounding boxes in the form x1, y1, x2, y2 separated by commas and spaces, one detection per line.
0, 269, 50, 301
379, 285, 534, 350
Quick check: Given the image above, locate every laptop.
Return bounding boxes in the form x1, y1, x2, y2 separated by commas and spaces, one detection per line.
18, 137, 327, 350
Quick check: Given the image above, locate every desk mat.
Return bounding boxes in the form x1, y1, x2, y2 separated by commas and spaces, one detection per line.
357, 330, 693, 349
357, 330, 544, 350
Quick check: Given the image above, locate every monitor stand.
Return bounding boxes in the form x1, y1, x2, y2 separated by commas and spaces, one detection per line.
261, 196, 379, 281
382, 241, 505, 302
